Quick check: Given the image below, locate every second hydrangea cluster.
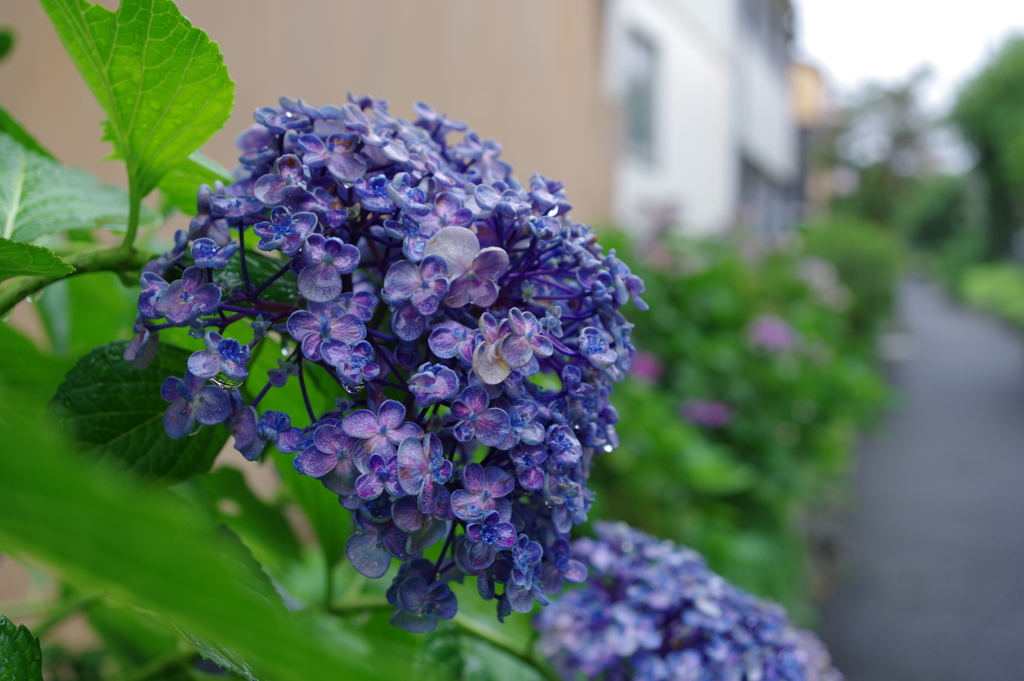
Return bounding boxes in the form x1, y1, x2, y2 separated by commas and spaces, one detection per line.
129, 95, 646, 631
535, 522, 842, 681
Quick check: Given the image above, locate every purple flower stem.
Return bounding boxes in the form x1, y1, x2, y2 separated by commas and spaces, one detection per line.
430, 523, 458, 583
249, 380, 274, 408
370, 342, 407, 384
253, 261, 292, 298
254, 300, 300, 312
559, 320, 588, 339
297, 358, 317, 423
374, 379, 412, 393
220, 312, 249, 326
548, 336, 581, 358
235, 221, 253, 298
217, 303, 293, 318
479, 446, 503, 468
528, 289, 581, 300
367, 329, 399, 343
217, 304, 257, 315
362, 232, 402, 248
559, 310, 598, 321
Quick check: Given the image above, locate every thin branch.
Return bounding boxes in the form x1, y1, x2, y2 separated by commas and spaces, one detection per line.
0, 246, 152, 316
297, 359, 317, 424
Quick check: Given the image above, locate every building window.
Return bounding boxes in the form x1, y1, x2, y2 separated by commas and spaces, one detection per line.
624, 30, 657, 162
741, 0, 792, 71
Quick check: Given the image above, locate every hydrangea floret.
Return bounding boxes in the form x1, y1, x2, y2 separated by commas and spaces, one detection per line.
131, 95, 646, 632
534, 522, 843, 681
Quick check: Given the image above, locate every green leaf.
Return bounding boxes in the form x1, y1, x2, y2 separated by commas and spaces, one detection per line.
412, 624, 465, 681
39, 0, 235, 198
159, 150, 234, 216
49, 340, 228, 484
0, 105, 54, 160
0, 615, 43, 681
271, 450, 348, 579
0, 324, 72, 409
85, 599, 183, 672
0, 386, 384, 681
190, 467, 303, 572
0, 28, 13, 62
179, 629, 264, 681
0, 132, 150, 242
0, 237, 74, 281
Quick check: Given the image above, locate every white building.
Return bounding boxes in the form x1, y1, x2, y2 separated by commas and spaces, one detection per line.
604, 0, 799, 238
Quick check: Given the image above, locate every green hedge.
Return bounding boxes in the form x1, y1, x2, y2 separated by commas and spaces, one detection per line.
801, 217, 901, 341
959, 262, 1024, 328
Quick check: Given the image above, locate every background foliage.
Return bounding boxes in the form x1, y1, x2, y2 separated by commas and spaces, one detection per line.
589, 232, 892, 622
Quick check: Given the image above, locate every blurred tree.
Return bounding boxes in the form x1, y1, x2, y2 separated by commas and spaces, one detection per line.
829, 67, 935, 226
951, 35, 1024, 258
895, 174, 969, 250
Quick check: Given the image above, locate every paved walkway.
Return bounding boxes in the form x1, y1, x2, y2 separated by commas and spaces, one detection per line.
819, 278, 1024, 680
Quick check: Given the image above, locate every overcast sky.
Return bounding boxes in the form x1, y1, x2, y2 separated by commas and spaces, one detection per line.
794, 1, 1024, 113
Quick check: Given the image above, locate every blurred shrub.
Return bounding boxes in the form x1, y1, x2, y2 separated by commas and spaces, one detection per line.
931, 222, 988, 290
589, 234, 888, 622
801, 217, 901, 340
959, 263, 1024, 328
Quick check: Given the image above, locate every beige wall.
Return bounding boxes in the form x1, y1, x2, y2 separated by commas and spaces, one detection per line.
0, 0, 615, 225
790, 61, 826, 128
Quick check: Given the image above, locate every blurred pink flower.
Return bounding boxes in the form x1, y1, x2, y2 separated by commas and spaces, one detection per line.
749, 314, 795, 353
680, 399, 733, 428
628, 350, 665, 383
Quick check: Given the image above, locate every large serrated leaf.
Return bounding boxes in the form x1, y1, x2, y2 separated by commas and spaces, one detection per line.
179, 629, 265, 681
0, 133, 150, 242
0, 237, 74, 281
48, 340, 228, 484
0, 615, 43, 681
0, 384, 384, 681
39, 0, 235, 198
159, 150, 235, 216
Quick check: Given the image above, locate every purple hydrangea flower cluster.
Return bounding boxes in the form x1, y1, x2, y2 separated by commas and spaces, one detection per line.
680, 399, 733, 429
534, 522, 843, 681
128, 95, 646, 631
748, 314, 796, 353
